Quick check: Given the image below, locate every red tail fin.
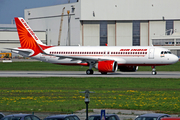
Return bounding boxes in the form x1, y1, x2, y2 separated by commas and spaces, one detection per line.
14, 17, 51, 56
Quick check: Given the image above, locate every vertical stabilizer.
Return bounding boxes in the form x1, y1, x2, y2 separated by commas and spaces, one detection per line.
14, 17, 51, 56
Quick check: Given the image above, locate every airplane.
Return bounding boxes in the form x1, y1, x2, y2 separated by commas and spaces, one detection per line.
6, 17, 179, 75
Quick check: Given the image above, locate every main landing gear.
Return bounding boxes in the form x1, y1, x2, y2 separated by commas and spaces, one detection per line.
101, 72, 107, 74
151, 66, 157, 75
86, 69, 94, 75
86, 62, 95, 75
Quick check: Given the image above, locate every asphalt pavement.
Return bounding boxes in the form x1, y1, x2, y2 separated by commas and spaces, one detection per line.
0, 71, 180, 78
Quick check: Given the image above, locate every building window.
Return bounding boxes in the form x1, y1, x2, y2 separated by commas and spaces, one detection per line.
152, 39, 174, 46
166, 20, 174, 35
133, 21, 140, 46
100, 21, 107, 46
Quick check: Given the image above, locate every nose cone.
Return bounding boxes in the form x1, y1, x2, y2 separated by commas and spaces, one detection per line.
171, 55, 179, 64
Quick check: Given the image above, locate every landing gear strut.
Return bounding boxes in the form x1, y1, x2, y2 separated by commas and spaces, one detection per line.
151, 66, 157, 75
86, 62, 95, 75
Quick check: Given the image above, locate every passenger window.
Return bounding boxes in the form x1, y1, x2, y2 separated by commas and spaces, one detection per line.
31, 116, 40, 120
11, 117, 21, 120
135, 118, 141, 120
64, 118, 70, 120
159, 116, 169, 120
24, 116, 31, 120
73, 117, 80, 120
68, 117, 74, 120
108, 116, 116, 120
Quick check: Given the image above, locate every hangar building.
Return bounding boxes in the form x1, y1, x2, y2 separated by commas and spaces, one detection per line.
2, 0, 180, 56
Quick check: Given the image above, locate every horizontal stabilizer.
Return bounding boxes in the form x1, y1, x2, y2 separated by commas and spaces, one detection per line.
5, 48, 34, 57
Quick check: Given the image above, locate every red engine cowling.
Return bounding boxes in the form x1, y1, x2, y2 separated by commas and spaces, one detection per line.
95, 60, 118, 72
119, 66, 138, 72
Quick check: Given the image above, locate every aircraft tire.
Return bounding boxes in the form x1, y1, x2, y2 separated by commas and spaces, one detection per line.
101, 72, 107, 75
86, 69, 93, 75
152, 71, 157, 75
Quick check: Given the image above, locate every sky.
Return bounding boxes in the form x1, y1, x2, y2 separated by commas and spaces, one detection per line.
0, 0, 77, 24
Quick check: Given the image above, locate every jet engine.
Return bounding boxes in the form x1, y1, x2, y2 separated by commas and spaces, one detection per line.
119, 66, 138, 72
94, 60, 118, 72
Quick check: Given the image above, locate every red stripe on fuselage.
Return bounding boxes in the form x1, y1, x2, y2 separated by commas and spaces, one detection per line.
53, 63, 171, 67
54, 63, 89, 66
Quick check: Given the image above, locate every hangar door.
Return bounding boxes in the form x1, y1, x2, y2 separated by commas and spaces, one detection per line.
83, 21, 100, 46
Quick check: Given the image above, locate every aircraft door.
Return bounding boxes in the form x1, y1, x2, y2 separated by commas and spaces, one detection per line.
148, 48, 154, 59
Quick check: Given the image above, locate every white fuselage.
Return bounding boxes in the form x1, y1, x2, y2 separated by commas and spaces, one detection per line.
31, 46, 179, 66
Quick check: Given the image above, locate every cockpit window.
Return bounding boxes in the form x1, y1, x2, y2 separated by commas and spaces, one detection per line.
161, 51, 171, 54
167, 51, 171, 54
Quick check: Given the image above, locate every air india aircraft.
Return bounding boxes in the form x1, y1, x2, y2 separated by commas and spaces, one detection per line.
6, 17, 179, 75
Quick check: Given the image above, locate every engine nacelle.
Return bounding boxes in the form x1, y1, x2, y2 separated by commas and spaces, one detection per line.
119, 66, 138, 72
94, 60, 118, 72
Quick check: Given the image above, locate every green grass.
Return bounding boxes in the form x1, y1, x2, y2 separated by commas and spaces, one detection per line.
0, 61, 89, 71
0, 77, 180, 114
0, 61, 179, 71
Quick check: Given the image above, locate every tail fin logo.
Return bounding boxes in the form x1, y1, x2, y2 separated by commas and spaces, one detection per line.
15, 17, 52, 56
20, 19, 39, 41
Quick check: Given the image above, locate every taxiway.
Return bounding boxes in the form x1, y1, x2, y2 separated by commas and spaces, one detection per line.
0, 71, 180, 78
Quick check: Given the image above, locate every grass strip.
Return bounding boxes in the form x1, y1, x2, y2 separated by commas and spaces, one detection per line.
0, 61, 180, 71
0, 77, 180, 114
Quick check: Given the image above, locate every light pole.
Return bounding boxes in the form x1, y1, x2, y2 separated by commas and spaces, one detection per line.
67, 10, 70, 46
79, 90, 95, 120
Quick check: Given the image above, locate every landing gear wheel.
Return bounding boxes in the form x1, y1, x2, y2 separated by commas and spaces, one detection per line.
86, 69, 94, 75
101, 72, 107, 75
151, 66, 157, 75
152, 71, 157, 75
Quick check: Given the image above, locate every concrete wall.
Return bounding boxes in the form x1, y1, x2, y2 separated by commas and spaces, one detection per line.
0, 31, 46, 51
0, 31, 46, 41
80, 0, 180, 21
24, 0, 180, 47
25, 2, 81, 46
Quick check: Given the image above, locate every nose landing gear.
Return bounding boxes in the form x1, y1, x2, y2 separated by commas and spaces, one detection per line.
151, 66, 157, 75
